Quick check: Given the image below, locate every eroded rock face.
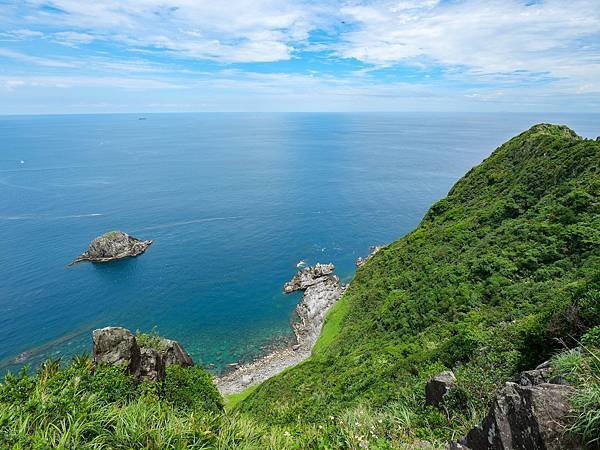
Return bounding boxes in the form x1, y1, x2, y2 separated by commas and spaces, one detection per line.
449, 364, 580, 450
138, 347, 165, 382
69, 231, 152, 266
92, 327, 193, 382
459, 382, 576, 450
92, 327, 140, 374
160, 338, 194, 368
284, 263, 347, 353
283, 263, 335, 293
426, 371, 456, 407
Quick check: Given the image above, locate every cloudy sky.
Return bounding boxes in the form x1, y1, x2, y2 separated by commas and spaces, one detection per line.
0, 0, 599, 113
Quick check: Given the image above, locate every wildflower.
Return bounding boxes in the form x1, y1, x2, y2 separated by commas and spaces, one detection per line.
284, 431, 291, 437
330, 416, 335, 420
318, 425, 323, 429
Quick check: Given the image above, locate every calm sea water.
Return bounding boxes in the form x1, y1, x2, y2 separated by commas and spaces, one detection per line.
1, 113, 598, 374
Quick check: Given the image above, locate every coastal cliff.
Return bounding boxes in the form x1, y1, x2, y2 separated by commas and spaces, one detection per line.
238, 124, 600, 446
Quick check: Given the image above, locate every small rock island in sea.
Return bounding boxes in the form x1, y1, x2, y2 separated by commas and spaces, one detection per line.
68, 230, 152, 266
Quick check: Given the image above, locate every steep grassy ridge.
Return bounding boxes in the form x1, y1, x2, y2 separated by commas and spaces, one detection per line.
239, 124, 600, 439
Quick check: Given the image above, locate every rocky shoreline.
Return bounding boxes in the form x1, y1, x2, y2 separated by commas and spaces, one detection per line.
215, 263, 346, 395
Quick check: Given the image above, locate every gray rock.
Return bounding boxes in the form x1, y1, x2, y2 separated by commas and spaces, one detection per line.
457, 382, 578, 450
283, 263, 335, 293
240, 375, 254, 386
548, 374, 571, 386
92, 327, 140, 374
518, 367, 551, 386
138, 347, 165, 382
160, 338, 194, 368
69, 231, 152, 266
92, 326, 194, 382
426, 371, 456, 407
355, 245, 384, 268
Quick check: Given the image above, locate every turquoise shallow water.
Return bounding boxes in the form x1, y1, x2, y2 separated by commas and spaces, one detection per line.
1, 113, 598, 375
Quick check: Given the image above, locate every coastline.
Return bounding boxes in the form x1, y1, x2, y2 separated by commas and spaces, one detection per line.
215, 264, 346, 395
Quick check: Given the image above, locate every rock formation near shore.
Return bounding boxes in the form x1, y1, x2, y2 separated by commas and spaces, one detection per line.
92, 327, 193, 382
216, 263, 346, 394
283, 263, 335, 293
287, 263, 346, 352
355, 245, 384, 268
68, 231, 152, 266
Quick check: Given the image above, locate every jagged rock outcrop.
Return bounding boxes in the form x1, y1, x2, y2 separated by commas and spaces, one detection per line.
92, 327, 193, 382
448, 366, 579, 450
69, 231, 152, 266
356, 245, 384, 268
518, 360, 552, 386
138, 347, 166, 382
161, 338, 194, 367
426, 370, 456, 407
92, 327, 141, 373
284, 263, 346, 352
283, 263, 335, 293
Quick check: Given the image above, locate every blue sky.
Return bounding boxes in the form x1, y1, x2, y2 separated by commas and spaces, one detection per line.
0, 0, 599, 113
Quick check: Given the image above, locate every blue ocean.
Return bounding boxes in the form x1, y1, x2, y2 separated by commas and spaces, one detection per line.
1, 113, 598, 375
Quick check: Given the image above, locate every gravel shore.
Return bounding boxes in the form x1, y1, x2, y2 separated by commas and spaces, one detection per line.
216, 264, 346, 395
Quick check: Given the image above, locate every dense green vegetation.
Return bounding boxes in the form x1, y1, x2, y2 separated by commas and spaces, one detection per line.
551, 327, 600, 448
239, 124, 600, 439
0, 356, 224, 448
1, 124, 598, 448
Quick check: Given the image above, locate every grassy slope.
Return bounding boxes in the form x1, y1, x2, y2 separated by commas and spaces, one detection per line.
239, 124, 600, 438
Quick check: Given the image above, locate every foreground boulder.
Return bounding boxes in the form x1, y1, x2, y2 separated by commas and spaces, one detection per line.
92, 327, 140, 374
92, 326, 193, 382
449, 367, 579, 450
426, 370, 456, 407
69, 231, 152, 266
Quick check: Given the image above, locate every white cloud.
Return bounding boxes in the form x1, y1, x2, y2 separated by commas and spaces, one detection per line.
337, 0, 600, 88
0, 74, 183, 89
0, 0, 599, 111
52, 31, 95, 47
16, 0, 326, 62
0, 48, 76, 67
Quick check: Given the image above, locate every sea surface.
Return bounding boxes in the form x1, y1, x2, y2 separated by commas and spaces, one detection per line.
1, 113, 598, 375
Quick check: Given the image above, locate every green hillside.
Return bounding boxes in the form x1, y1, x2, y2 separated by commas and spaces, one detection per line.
239, 124, 600, 437
1, 124, 598, 449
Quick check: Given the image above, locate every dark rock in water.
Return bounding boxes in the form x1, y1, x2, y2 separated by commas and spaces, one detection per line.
68, 231, 152, 266
426, 370, 456, 407
92, 326, 193, 382
138, 347, 165, 382
92, 327, 141, 375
